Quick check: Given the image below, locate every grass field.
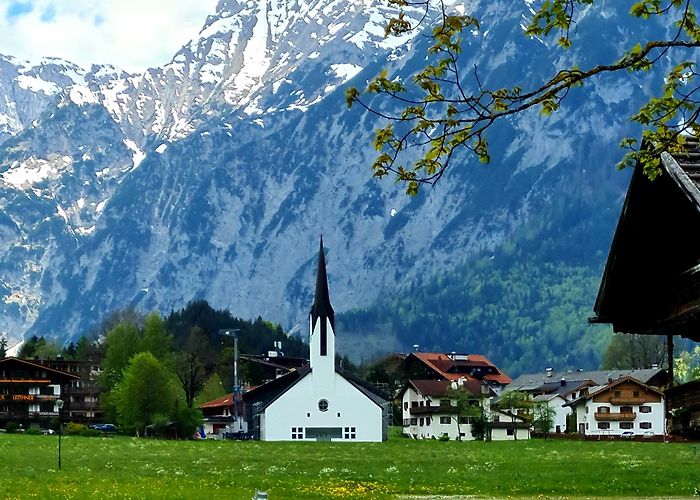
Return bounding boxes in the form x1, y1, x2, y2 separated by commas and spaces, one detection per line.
0, 432, 698, 499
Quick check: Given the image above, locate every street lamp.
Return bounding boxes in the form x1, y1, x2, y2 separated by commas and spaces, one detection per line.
219, 329, 241, 433
56, 399, 64, 470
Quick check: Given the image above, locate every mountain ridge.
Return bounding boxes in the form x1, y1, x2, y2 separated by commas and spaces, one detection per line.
0, 0, 661, 372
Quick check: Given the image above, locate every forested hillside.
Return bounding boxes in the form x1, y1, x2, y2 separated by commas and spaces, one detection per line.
339, 198, 619, 377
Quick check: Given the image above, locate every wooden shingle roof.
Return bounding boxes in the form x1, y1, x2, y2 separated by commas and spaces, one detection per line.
592, 137, 700, 341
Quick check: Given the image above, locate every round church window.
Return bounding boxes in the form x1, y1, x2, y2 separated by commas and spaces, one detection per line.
318, 399, 329, 412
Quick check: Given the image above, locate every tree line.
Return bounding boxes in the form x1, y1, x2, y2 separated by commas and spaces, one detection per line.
13, 300, 310, 437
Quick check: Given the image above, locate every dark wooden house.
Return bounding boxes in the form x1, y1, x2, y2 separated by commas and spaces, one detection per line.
0, 357, 79, 428
592, 136, 700, 343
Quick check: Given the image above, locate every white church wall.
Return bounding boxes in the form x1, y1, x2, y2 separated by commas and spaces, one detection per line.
263, 372, 383, 442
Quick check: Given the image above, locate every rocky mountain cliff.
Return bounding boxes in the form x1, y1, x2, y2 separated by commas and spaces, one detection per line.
0, 0, 662, 367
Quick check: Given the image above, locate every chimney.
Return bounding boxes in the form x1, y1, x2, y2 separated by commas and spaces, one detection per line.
560, 378, 566, 387
546, 367, 553, 378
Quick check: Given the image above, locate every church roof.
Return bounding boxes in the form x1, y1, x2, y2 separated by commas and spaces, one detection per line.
310, 237, 335, 330
243, 365, 387, 412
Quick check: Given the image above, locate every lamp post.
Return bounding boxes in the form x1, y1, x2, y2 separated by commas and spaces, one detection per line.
219, 329, 241, 433
56, 398, 64, 470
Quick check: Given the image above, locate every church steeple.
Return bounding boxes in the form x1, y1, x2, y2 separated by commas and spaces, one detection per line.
310, 237, 334, 357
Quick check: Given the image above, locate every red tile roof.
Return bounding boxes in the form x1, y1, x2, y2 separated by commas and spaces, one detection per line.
199, 393, 234, 409
410, 352, 512, 385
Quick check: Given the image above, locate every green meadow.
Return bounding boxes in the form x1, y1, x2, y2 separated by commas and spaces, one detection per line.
0, 432, 698, 499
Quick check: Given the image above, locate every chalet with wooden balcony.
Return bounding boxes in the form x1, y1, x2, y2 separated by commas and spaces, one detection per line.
0, 357, 79, 428
400, 378, 503, 440
567, 376, 665, 437
41, 358, 104, 423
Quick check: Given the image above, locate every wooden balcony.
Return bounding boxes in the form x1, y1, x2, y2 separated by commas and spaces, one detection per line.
609, 397, 645, 405
595, 411, 636, 421
410, 403, 454, 415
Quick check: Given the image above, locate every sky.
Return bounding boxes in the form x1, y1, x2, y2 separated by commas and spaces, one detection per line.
0, 0, 219, 72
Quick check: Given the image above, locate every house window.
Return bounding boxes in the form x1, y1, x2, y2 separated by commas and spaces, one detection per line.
440, 399, 451, 406
620, 406, 633, 414
633, 390, 640, 397
343, 427, 356, 439
507, 428, 514, 436
640, 422, 652, 429
403, 419, 410, 427
426, 417, 431, 425
291, 427, 304, 440
597, 422, 610, 430
598, 406, 610, 413
318, 399, 329, 412
459, 416, 472, 424
337, 413, 341, 418
440, 417, 450, 424
639, 405, 651, 413
419, 417, 424, 426
410, 418, 417, 426
619, 422, 633, 430
411, 401, 418, 408
404, 402, 408, 410
614, 391, 621, 397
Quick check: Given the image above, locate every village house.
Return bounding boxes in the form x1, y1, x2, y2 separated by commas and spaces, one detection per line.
510, 368, 670, 434
40, 357, 103, 424
400, 378, 492, 440
242, 239, 388, 441
402, 351, 512, 392
0, 357, 79, 429
567, 376, 665, 437
199, 392, 242, 437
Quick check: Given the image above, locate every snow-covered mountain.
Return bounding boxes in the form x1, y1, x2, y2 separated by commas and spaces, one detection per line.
0, 0, 654, 353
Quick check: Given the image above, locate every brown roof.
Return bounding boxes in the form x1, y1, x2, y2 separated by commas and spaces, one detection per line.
407, 378, 486, 398
199, 393, 234, 409
410, 352, 512, 385
0, 357, 80, 380
592, 137, 700, 341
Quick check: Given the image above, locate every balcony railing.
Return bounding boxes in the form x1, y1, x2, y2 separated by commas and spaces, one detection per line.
595, 411, 636, 421
609, 397, 645, 405
410, 403, 455, 415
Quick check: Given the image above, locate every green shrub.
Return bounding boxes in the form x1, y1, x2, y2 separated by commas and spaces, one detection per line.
79, 428, 101, 437
64, 422, 86, 435
5, 421, 18, 433
25, 428, 41, 435
438, 433, 450, 441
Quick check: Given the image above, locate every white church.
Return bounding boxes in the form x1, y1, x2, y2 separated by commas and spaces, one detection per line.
242, 238, 388, 441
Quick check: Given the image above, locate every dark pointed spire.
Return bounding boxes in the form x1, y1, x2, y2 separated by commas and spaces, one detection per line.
311, 236, 335, 332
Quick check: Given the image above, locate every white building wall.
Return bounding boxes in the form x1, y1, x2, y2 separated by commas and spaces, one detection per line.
263, 371, 382, 442
401, 387, 482, 441
549, 396, 569, 433
583, 400, 665, 436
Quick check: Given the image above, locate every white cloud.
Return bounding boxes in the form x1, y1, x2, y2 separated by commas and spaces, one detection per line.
0, 0, 219, 72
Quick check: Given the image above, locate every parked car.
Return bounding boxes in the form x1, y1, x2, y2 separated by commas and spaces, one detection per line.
621, 431, 635, 439
90, 424, 116, 432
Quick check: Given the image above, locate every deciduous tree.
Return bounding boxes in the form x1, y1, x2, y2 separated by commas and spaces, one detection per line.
532, 402, 557, 439
346, 0, 700, 194
601, 333, 667, 370
114, 352, 176, 436
495, 390, 531, 440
